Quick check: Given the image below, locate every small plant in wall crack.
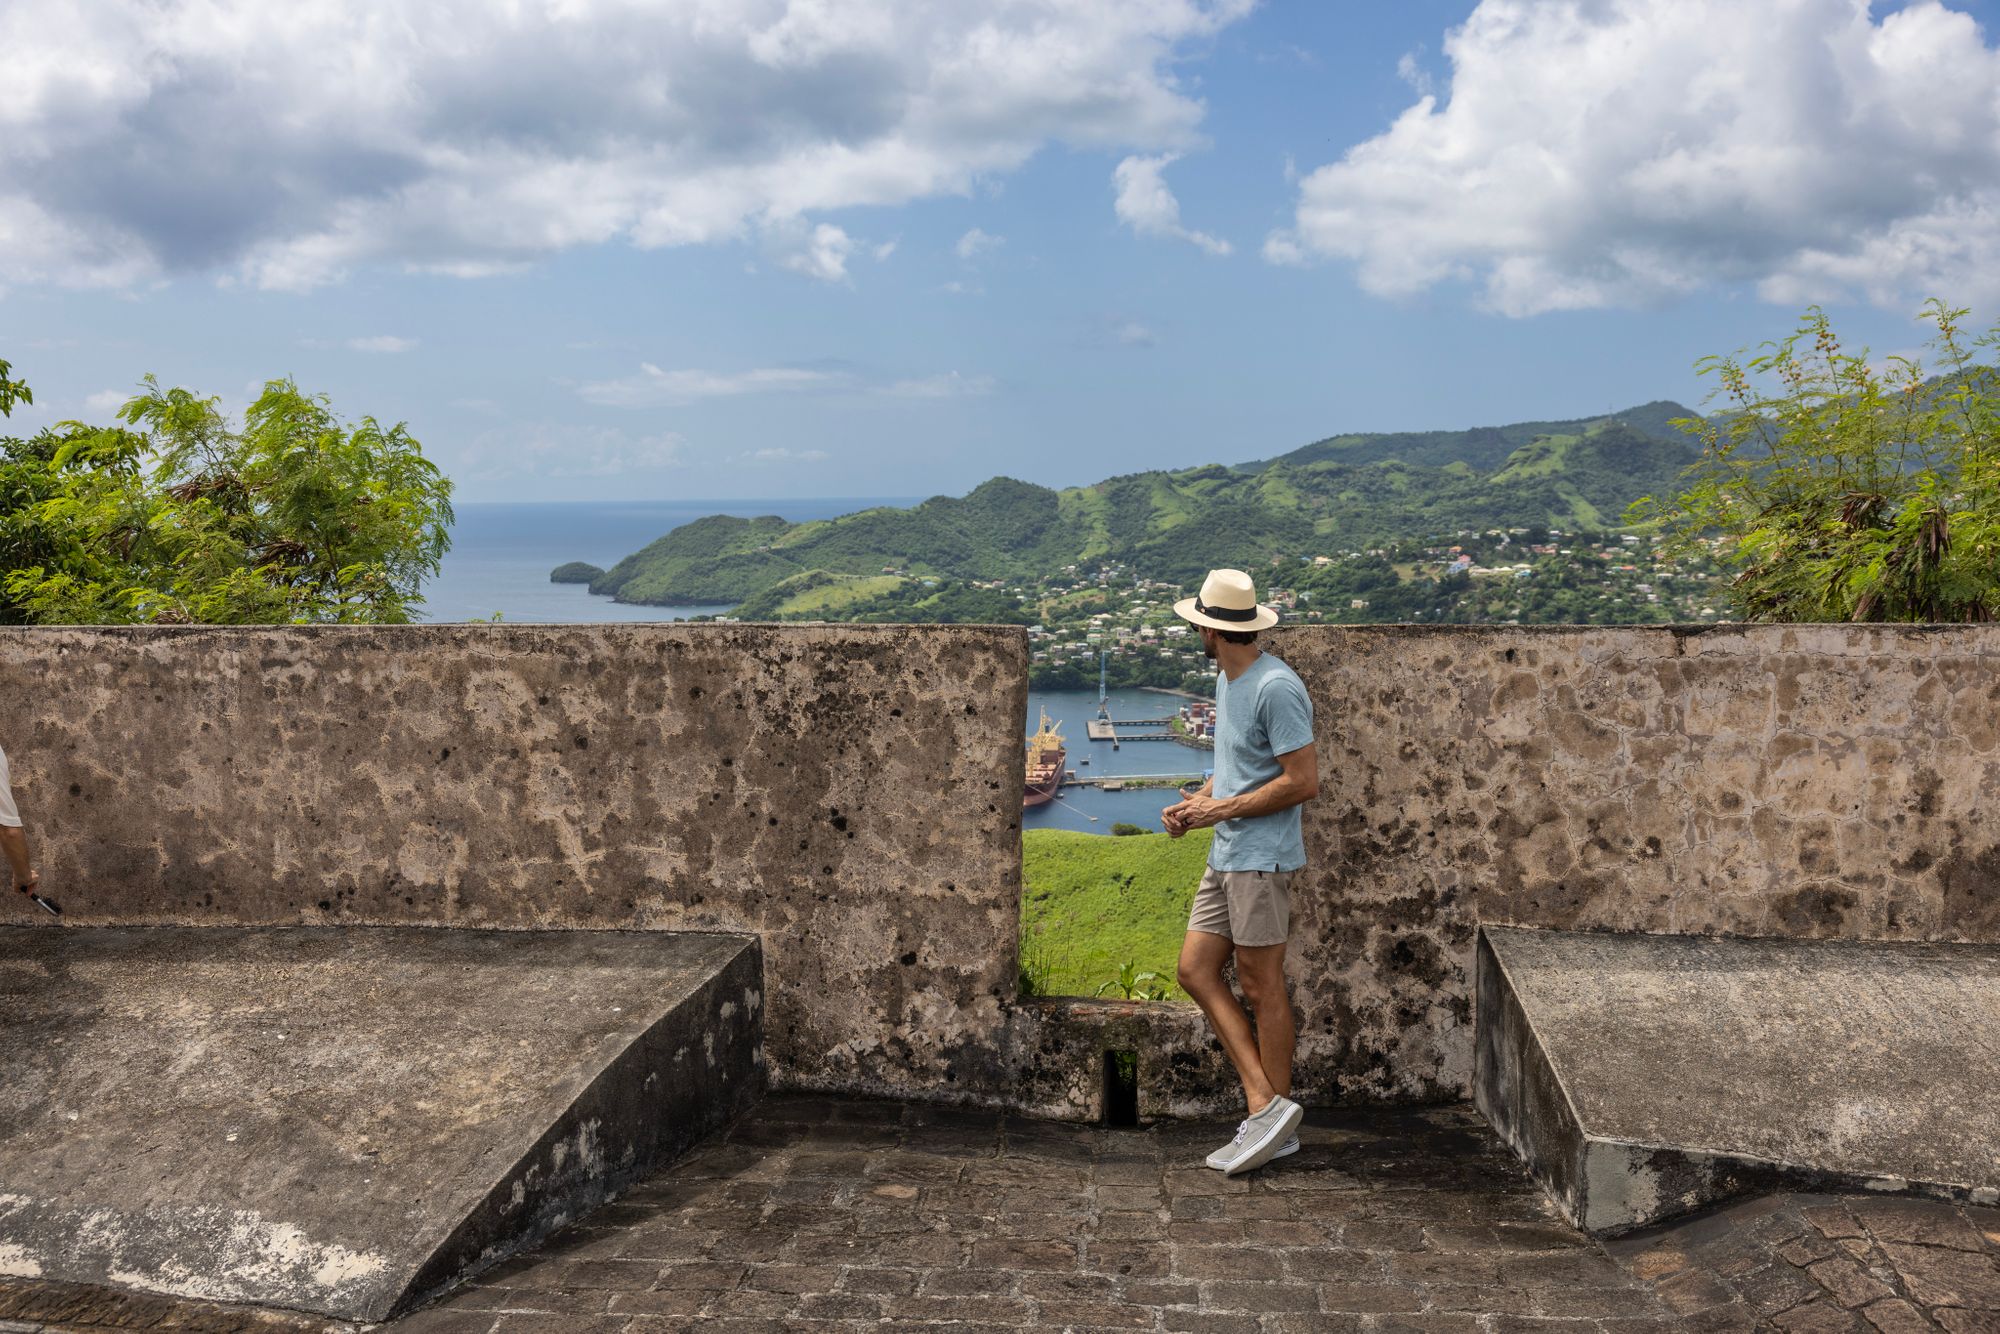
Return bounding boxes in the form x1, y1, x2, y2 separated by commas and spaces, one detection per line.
1095, 959, 1168, 1001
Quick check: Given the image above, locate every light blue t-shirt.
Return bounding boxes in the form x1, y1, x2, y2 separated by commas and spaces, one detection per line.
1208, 653, 1315, 871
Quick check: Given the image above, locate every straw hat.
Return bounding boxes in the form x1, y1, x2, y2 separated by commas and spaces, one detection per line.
1173, 568, 1279, 632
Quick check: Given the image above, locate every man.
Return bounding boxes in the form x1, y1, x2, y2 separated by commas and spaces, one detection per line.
0, 741, 48, 914
1162, 568, 1317, 1176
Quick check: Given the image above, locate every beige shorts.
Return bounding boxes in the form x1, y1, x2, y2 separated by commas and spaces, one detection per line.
1187, 866, 1294, 947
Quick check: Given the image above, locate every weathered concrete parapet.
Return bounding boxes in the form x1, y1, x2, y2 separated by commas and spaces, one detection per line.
0, 925, 764, 1321
0, 625, 1026, 1104
3, 622, 1997, 1118
1474, 924, 2000, 1232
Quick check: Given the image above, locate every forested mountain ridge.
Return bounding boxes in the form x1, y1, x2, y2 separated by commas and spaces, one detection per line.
1238, 400, 1692, 474
582, 402, 1701, 607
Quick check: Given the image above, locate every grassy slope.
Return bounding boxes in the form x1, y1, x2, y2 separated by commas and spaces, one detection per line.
774, 573, 906, 614
1021, 827, 1212, 1000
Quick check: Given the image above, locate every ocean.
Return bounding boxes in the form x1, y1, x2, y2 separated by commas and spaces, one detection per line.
417, 497, 915, 624
417, 503, 1212, 835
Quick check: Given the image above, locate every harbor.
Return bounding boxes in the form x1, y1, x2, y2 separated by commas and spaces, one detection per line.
1020, 687, 1216, 834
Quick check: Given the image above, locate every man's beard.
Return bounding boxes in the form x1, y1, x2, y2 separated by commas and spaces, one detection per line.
1200, 632, 1217, 660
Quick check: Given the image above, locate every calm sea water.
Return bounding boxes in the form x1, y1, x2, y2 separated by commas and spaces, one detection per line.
417, 498, 914, 624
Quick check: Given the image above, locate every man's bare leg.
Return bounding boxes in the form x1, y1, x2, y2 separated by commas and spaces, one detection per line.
1176, 929, 1278, 1113
1232, 942, 1294, 1099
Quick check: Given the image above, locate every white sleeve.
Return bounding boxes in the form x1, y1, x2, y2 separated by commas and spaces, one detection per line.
0, 747, 20, 828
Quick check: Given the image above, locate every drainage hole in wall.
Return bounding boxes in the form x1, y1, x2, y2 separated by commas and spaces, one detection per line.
1102, 1049, 1139, 1127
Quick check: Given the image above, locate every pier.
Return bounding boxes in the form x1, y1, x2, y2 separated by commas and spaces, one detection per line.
1084, 716, 1179, 742
1060, 773, 1203, 791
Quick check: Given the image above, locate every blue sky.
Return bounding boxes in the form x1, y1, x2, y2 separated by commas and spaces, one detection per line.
4, 0, 1999, 501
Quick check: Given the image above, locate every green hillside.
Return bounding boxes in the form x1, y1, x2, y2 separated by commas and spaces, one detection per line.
578, 404, 1700, 607
1238, 400, 1692, 473
730, 571, 909, 618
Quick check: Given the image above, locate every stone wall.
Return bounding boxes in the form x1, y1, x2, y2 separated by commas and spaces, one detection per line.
3, 622, 1994, 1118
0, 625, 1026, 1103
1274, 623, 2000, 1106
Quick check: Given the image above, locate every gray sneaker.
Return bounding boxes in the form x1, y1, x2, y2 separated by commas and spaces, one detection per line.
1205, 1119, 1250, 1170
1206, 1128, 1299, 1170
1215, 1095, 1303, 1177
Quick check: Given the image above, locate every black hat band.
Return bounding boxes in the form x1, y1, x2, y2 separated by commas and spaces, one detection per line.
1194, 596, 1256, 623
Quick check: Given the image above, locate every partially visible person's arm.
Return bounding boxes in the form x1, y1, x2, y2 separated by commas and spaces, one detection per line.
1165, 745, 1317, 831
0, 825, 34, 894
0, 748, 33, 894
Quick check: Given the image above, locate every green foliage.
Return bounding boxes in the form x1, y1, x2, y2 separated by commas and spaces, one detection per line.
730, 570, 909, 619
1029, 646, 1206, 691
0, 372, 452, 625
1109, 822, 1148, 836
589, 514, 797, 603
1240, 401, 1691, 473
0, 359, 30, 419
1630, 302, 2000, 623
1094, 959, 1168, 1002
1020, 826, 1210, 1001
832, 579, 1035, 626
1018, 928, 1061, 998
549, 561, 603, 584
588, 404, 1700, 609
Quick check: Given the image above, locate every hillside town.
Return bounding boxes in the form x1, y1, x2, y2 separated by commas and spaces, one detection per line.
1015, 528, 1732, 689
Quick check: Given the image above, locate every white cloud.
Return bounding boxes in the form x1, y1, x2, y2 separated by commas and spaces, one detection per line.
347, 334, 416, 353
578, 364, 850, 409
1115, 321, 1157, 347
83, 389, 129, 415
744, 447, 829, 464
1261, 232, 1307, 267
1395, 49, 1433, 98
872, 237, 901, 262
878, 371, 995, 398
578, 362, 994, 406
1112, 154, 1232, 256
454, 422, 687, 481
955, 227, 1004, 261
546, 432, 685, 478
1271, 0, 2000, 317
770, 221, 857, 284
0, 0, 1255, 292
940, 280, 985, 296
301, 334, 418, 353
1257, 43, 1318, 69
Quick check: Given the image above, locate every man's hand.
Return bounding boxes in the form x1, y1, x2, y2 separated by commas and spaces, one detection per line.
15, 868, 38, 894
1160, 748, 1317, 838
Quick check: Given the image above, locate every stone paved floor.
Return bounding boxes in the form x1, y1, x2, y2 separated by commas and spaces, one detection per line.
1, 1094, 1995, 1332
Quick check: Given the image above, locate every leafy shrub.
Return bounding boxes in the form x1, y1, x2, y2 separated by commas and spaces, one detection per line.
1632, 301, 2000, 623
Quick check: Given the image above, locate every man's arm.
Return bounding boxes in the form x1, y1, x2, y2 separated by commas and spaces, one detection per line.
0, 825, 35, 892
1165, 745, 1317, 832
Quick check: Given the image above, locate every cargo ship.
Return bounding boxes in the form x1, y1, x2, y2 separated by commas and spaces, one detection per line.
1023, 709, 1067, 808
